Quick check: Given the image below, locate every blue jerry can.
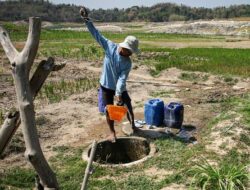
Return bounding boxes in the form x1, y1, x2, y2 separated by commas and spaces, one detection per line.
144, 99, 164, 126
164, 102, 184, 129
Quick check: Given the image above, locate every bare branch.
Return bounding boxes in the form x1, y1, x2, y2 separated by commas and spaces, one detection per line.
30, 57, 55, 98
0, 111, 20, 155
21, 17, 41, 73
0, 26, 19, 63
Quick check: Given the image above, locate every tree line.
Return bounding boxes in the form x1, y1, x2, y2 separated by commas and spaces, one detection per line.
0, 0, 250, 22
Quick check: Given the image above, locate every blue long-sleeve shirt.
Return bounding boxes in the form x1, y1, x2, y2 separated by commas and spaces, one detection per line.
85, 20, 132, 96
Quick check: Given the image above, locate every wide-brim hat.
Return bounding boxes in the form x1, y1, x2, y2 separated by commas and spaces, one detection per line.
119, 35, 140, 54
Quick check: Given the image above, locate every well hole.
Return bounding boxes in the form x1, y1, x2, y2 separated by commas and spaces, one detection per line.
86, 137, 154, 166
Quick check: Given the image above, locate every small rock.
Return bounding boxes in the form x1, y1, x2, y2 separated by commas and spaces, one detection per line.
203, 87, 213, 90
232, 86, 244, 90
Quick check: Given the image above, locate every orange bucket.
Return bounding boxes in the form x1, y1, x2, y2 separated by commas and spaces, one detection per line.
106, 105, 127, 122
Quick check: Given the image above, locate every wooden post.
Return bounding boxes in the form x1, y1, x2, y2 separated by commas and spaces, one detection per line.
0, 17, 59, 189
81, 140, 97, 190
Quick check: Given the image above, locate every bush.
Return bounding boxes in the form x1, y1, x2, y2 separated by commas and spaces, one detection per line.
169, 14, 186, 21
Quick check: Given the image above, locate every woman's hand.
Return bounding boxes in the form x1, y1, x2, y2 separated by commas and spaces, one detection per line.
80, 7, 89, 20
115, 95, 123, 106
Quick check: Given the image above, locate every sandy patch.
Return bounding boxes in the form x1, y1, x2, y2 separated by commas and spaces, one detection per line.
144, 167, 173, 182
161, 183, 187, 190
205, 115, 244, 155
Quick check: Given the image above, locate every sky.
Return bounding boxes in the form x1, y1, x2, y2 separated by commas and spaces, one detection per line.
50, 0, 250, 9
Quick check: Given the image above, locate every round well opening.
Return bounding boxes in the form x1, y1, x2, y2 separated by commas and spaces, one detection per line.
83, 137, 155, 167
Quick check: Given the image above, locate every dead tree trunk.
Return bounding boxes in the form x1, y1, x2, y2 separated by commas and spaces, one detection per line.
0, 17, 59, 189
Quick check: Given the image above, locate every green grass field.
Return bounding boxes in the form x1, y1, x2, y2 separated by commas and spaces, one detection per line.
142, 47, 250, 77
2, 22, 249, 77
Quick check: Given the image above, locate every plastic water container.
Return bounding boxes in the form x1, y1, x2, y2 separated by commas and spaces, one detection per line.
144, 99, 164, 126
106, 105, 127, 122
164, 102, 184, 129
98, 88, 105, 113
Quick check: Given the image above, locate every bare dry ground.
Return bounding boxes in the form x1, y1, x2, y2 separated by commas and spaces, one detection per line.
0, 57, 249, 170
54, 20, 250, 37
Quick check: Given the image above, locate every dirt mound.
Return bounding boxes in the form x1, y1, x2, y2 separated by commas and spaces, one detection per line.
53, 20, 250, 36
147, 20, 250, 36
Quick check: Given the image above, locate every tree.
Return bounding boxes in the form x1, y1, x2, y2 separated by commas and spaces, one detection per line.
0, 17, 59, 189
